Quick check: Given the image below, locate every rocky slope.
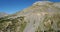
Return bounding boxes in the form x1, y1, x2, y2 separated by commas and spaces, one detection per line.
0, 1, 60, 32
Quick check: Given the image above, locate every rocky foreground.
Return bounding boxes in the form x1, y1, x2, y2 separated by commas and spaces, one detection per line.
0, 1, 60, 32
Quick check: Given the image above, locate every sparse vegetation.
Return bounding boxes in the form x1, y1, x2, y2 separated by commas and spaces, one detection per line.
0, 1, 60, 32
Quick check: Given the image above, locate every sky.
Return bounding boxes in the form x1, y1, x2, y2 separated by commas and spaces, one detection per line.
0, 0, 60, 14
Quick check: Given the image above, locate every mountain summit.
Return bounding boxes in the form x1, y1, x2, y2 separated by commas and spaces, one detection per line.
33, 1, 53, 5
0, 1, 60, 32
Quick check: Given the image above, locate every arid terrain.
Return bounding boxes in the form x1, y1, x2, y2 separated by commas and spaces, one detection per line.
0, 1, 60, 32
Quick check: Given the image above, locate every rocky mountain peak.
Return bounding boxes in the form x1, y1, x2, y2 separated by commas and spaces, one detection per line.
33, 1, 53, 6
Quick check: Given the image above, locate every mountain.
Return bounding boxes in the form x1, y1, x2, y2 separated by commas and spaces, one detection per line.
0, 12, 8, 18
53, 2, 60, 8
0, 1, 60, 32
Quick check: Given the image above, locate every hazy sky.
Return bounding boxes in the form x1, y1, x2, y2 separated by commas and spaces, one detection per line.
0, 0, 60, 14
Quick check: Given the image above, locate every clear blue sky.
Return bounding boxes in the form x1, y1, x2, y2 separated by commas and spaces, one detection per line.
0, 0, 60, 14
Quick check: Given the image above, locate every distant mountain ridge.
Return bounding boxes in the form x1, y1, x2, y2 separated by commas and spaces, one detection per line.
0, 12, 8, 18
